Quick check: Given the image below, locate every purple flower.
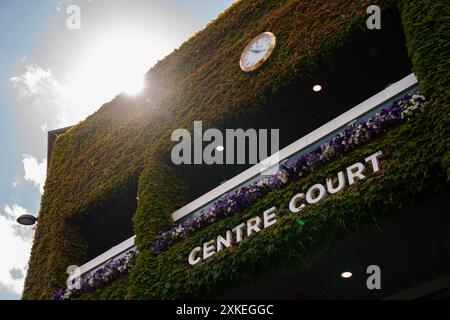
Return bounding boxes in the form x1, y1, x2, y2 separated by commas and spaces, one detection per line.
52, 251, 136, 300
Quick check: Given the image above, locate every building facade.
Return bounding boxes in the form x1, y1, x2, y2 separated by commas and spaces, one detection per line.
23, 0, 449, 300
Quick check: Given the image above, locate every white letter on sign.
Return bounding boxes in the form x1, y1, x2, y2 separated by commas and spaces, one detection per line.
232, 223, 246, 243
247, 216, 261, 236
365, 151, 383, 173
306, 184, 327, 204
263, 207, 277, 228
289, 193, 305, 213
217, 231, 232, 252
203, 240, 216, 260
346, 162, 366, 185
188, 247, 202, 266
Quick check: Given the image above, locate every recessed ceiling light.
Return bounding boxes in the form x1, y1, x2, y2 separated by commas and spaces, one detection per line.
313, 85, 322, 92
341, 271, 352, 279
216, 146, 224, 152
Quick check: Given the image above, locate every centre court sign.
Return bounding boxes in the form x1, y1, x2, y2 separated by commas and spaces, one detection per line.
188, 151, 383, 265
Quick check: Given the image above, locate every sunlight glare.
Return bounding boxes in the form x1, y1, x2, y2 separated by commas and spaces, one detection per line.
52, 28, 171, 126
70, 29, 162, 101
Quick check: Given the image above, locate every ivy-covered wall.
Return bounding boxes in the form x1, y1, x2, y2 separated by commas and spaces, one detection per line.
23, 0, 449, 299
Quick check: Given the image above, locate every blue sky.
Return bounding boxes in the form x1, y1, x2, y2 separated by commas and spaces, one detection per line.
0, 0, 235, 299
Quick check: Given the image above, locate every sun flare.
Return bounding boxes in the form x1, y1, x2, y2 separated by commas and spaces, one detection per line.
52, 28, 171, 124
65, 28, 170, 109
79, 31, 151, 95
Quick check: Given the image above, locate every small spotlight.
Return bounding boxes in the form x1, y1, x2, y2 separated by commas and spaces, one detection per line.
313, 85, 322, 92
17, 214, 37, 226
341, 271, 352, 279
216, 146, 224, 152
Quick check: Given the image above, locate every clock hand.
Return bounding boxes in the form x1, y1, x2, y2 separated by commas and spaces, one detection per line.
251, 49, 264, 53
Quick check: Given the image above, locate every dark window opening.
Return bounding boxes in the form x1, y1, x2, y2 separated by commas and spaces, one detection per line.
77, 180, 138, 262
214, 191, 450, 300
181, 10, 412, 202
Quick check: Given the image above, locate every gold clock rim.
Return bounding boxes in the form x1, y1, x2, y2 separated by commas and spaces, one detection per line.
240, 31, 276, 72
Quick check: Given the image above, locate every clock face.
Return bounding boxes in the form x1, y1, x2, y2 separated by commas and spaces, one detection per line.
240, 32, 276, 72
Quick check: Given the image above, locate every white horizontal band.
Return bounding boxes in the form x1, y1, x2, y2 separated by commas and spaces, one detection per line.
171, 73, 417, 221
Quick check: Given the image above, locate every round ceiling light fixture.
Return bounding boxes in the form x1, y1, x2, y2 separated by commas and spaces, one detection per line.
313, 84, 322, 92
341, 271, 353, 279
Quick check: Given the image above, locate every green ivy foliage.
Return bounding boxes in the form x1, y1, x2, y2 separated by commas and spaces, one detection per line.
399, 0, 450, 177
124, 118, 446, 299
77, 274, 131, 300
23, 0, 449, 300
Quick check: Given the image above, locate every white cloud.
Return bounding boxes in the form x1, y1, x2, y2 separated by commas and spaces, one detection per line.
22, 155, 47, 195
2, 204, 35, 242
10, 64, 70, 129
2, 204, 27, 221
9, 65, 55, 96
0, 282, 21, 300
0, 205, 34, 295
9, 61, 120, 131
12, 224, 35, 243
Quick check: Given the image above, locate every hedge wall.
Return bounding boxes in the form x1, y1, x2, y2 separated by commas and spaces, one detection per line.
23, 0, 449, 299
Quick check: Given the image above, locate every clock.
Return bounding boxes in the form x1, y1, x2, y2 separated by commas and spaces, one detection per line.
240, 32, 276, 72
